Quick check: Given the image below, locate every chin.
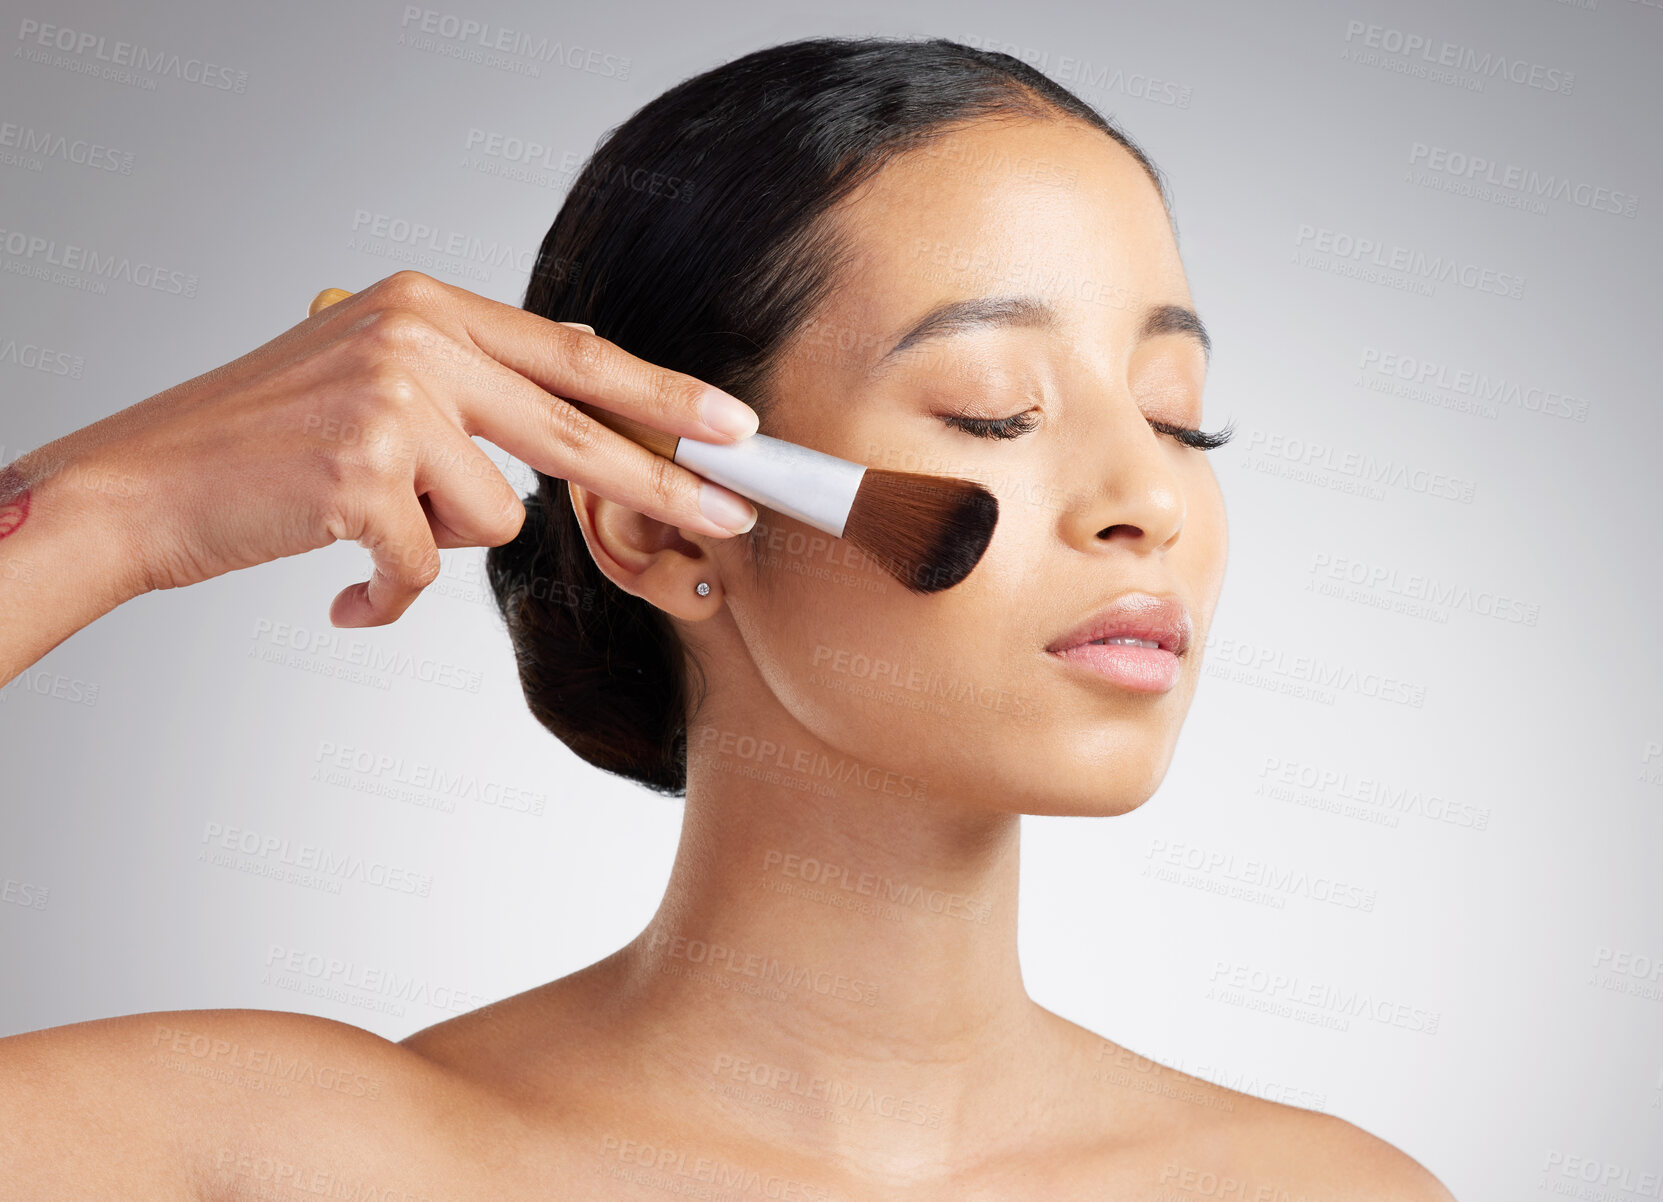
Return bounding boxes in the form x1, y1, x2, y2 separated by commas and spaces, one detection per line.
936, 741, 1176, 819
1013, 781, 1164, 819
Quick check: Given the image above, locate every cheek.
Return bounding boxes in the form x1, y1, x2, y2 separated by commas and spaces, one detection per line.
729, 515, 879, 669
729, 516, 953, 747
725, 499, 1050, 772
1177, 458, 1229, 612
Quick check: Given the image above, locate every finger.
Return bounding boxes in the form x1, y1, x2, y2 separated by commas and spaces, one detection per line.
309, 323, 518, 551
311, 281, 756, 539
328, 492, 442, 628
362, 272, 762, 443
419, 494, 472, 550
414, 430, 526, 549
428, 346, 758, 538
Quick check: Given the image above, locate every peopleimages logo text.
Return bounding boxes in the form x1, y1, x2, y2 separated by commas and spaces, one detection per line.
1294, 225, 1524, 299
397, 7, 630, 78
1409, 143, 1638, 218
1341, 20, 1574, 93
0, 226, 198, 296
15, 19, 249, 91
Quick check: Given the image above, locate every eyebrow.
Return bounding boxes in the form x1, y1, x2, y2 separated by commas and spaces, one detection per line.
869, 294, 1211, 374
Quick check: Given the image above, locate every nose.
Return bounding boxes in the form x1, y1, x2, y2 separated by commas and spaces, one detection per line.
1059, 397, 1186, 555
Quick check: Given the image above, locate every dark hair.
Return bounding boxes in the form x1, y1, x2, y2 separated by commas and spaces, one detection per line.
486, 35, 1167, 796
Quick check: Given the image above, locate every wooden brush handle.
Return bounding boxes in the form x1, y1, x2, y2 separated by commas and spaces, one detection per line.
566, 399, 681, 461
308, 289, 681, 461
307, 288, 355, 317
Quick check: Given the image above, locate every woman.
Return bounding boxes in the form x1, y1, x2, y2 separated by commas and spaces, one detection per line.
0, 36, 1456, 1200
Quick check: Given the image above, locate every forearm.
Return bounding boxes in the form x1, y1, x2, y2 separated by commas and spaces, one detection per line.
0, 445, 149, 688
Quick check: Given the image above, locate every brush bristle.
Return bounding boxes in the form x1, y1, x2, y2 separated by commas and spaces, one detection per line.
841, 470, 999, 594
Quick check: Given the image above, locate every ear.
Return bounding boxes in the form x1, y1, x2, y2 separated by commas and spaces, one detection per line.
567, 481, 724, 620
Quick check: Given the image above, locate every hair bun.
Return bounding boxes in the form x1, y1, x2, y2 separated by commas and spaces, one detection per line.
485, 475, 693, 796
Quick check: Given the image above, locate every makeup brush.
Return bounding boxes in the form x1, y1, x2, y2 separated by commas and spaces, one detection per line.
564, 395, 997, 595
309, 291, 999, 593
308, 291, 998, 592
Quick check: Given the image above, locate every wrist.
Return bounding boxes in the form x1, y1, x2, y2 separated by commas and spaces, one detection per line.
1, 443, 152, 614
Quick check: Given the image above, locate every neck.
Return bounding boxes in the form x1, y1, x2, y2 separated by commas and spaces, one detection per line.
590, 702, 1065, 1167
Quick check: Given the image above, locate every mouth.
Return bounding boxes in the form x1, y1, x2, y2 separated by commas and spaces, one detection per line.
1044, 593, 1191, 694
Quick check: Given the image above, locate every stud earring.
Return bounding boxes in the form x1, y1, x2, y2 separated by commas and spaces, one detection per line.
695, 581, 711, 597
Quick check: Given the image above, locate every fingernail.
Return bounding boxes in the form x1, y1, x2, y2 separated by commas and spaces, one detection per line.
559, 321, 595, 334
699, 387, 760, 440
699, 481, 757, 534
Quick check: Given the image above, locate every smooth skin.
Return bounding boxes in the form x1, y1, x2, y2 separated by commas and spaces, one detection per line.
0, 114, 1458, 1201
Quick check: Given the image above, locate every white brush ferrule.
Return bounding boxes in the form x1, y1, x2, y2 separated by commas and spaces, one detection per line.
672, 432, 868, 538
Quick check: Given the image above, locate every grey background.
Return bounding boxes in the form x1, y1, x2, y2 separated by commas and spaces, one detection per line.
2, 0, 1660, 1195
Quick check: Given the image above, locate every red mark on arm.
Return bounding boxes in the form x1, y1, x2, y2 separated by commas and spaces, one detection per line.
0, 464, 32, 540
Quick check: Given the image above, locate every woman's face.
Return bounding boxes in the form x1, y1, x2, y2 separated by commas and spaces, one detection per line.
698, 114, 1227, 818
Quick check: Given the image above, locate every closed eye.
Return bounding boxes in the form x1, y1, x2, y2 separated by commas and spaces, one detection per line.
940, 410, 1041, 440
942, 408, 1235, 450
1149, 417, 1235, 450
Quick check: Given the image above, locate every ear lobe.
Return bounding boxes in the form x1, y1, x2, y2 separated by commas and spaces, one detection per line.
567, 481, 719, 619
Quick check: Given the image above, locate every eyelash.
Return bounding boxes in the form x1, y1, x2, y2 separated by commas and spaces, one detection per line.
941, 410, 1042, 440
941, 410, 1236, 450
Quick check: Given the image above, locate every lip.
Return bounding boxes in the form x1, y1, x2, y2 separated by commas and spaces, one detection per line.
1044, 592, 1192, 694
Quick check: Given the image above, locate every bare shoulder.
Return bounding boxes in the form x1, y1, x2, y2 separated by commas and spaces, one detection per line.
392, 958, 625, 1095
0, 1006, 495, 1202
1056, 1024, 1454, 1200
1217, 1099, 1457, 1200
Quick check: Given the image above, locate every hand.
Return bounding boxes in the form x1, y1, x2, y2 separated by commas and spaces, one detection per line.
52, 270, 761, 627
